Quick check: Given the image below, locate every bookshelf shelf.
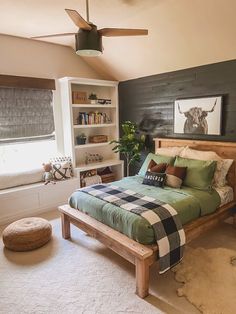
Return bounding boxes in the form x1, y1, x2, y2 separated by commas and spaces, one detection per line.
59, 77, 123, 187
74, 123, 115, 128
75, 159, 123, 172
75, 142, 109, 149
72, 104, 116, 108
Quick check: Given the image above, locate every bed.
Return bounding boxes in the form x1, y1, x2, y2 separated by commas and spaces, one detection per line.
58, 138, 236, 298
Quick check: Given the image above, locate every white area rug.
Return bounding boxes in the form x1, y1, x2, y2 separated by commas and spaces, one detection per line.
173, 247, 236, 314
1, 211, 236, 314
0, 212, 195, 314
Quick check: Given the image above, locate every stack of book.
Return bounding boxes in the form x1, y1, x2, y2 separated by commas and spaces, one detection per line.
77, 112, 111, 125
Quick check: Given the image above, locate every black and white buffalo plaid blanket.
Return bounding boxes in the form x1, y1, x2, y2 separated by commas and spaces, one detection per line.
80, 184, 185, 273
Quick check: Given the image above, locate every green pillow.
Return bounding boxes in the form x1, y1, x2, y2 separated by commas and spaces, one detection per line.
138, 153, 175, 176
174, 156, 217, 191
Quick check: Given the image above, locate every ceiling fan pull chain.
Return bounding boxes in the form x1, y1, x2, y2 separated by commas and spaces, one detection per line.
86, 0, 90, 22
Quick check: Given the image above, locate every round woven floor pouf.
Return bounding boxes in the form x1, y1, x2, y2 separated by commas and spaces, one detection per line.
2, 217, 52, 252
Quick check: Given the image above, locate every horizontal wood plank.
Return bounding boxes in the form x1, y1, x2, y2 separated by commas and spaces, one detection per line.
154, 138, 236, 147
0, 74, 56, 90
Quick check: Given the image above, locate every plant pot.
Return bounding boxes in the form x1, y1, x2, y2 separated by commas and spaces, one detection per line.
90, 99, 97, 104
76, 137, 86, 145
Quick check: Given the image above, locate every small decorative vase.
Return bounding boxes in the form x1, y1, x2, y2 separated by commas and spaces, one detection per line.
76, 136, 86, 145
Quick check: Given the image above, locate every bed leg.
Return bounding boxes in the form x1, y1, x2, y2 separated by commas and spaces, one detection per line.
135, 258, 150, 298
61, 213, 71, 239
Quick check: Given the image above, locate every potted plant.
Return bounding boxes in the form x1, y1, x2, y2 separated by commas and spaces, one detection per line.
88, 93, 98, 104
76, 133, 87, 145
110, 121, 145, 176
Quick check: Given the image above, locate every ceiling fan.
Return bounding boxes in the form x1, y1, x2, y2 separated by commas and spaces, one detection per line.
31, 0, 148, 57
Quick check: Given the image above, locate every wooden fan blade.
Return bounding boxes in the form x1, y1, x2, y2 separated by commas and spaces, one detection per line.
65, 9, 92, 30
98, 28, 148, 37
31, 33, 76, 39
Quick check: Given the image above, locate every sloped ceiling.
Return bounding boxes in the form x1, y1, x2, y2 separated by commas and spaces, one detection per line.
1, 0, 236, 81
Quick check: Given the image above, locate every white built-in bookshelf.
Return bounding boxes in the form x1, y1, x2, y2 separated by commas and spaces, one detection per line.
59, 77, 124, 187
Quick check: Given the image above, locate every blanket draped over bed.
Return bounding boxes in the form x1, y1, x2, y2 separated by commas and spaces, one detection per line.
80, 184, 186, 273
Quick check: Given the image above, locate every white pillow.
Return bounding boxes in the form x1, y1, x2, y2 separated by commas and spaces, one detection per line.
155, 146, 185, 157
180, 147, 233, 187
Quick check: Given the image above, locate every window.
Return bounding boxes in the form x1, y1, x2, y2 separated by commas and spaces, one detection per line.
0, 87, 57, 173
0, 87, 55, 143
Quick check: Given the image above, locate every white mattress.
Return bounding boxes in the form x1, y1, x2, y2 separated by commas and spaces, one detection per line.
214, 185, 234, 206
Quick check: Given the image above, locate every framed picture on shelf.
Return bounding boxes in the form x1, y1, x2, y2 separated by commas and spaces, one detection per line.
174, 95, 223, 135
72, 91, 87, 104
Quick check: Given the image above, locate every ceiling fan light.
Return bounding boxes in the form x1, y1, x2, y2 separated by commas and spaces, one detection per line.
76, 49, 102, 57
75, 25, 102, 57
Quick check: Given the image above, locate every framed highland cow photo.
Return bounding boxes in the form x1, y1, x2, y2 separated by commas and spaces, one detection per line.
174, 95, 222, 135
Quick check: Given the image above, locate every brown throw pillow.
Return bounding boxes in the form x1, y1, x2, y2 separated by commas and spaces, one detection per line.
148, 160, 167, 173
165, 165, 187, 188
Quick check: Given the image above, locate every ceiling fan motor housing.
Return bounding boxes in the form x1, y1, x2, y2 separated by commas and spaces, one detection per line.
75, 24, 102, 56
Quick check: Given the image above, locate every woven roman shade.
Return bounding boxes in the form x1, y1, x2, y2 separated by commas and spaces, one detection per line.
0, 87, 55, 143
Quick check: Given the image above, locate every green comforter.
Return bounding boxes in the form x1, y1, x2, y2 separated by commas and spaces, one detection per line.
69, 175, 220, 244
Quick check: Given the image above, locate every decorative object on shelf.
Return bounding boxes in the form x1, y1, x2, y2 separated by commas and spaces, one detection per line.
76, 133, 87, 145
50, 157, 73, 180
85, 153, 103, 164
76, 111, 111, 125
98, 167, 115, 183
110, 121, 145, 177
72, 91, 87, 104
81, 169, 96, 178
42, 163, 55, 185
97, 98, 112, 105
89, 135, 108, 143
88, 93, 98, 104
84, 175, 102, 187
174, 95, 222, 135
80, 169, 101, 187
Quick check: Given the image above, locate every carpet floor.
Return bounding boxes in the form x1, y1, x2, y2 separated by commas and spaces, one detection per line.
0, 211, 236, 314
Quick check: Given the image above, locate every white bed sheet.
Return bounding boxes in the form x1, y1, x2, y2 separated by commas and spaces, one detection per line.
214, 185, 234, 206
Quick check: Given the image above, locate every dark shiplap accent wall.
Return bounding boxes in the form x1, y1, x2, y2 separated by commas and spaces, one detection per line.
119, 60, 236, 141
118, 59, 236, 174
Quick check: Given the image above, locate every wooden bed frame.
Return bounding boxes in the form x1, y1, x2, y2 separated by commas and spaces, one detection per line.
58, 138, 236, 298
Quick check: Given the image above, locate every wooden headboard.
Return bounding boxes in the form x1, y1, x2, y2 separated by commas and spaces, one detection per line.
154, 138, 236, 200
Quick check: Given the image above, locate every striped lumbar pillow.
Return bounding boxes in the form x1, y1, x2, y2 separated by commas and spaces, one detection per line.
165, 165, 187, 189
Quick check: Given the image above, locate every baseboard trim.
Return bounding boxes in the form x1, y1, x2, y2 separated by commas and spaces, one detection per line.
0, 204, 61, 226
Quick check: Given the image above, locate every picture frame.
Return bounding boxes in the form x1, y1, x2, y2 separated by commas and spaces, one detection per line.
174, 95, 223, 135
72, 91, 87, 104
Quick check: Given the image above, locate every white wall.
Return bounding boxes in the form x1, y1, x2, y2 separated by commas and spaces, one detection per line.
0, 34, 107, 153
0, 34, 104, 79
